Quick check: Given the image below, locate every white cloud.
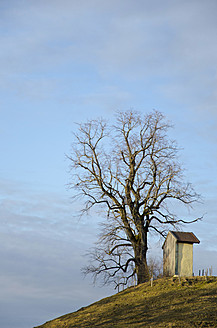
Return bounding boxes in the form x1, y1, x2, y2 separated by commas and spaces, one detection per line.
0, 0, 216, 117
0, 178, 113, 327
0, 2, 217, 326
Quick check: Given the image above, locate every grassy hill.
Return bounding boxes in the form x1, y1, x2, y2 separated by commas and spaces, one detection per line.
35, 276, 217, 328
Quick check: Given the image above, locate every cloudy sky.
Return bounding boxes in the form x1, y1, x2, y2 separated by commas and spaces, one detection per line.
0, 1, 217, 327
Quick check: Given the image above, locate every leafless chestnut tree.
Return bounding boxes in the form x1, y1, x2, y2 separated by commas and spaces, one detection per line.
68, 110, 200, 288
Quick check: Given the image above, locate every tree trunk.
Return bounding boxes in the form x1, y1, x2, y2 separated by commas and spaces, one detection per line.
134, 228, 149, 285
136, 257, 149, 284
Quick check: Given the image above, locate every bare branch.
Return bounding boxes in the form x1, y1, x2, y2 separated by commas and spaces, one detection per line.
68, 110, 201, 288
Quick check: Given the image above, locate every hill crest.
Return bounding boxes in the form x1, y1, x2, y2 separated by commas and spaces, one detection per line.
35, 276, 217, 328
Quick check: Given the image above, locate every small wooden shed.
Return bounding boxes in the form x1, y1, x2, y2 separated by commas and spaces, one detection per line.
162, 231, 200, 277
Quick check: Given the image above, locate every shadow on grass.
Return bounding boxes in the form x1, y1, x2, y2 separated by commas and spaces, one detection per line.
35, 277, 217, 328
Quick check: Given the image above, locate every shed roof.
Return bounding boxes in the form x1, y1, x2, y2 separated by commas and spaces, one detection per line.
170, 231, 200, 244
162, 231, 200, 249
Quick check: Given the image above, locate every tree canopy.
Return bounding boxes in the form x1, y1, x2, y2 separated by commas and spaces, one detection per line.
68, 110, 200, 288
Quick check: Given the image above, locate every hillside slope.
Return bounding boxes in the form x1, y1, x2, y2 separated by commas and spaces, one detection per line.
35, 277, 217, 328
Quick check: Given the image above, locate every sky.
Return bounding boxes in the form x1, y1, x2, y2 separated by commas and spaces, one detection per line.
0, 1, 217, 327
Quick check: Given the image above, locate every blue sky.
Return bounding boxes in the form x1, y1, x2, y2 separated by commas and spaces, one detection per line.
0, 1, 217, 327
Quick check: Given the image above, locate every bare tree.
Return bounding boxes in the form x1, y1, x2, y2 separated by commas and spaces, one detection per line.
68, 110, 200, 287
148, 257, 163, 280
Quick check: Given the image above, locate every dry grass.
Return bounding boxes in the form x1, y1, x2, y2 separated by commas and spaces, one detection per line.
35, 276, 217, 328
